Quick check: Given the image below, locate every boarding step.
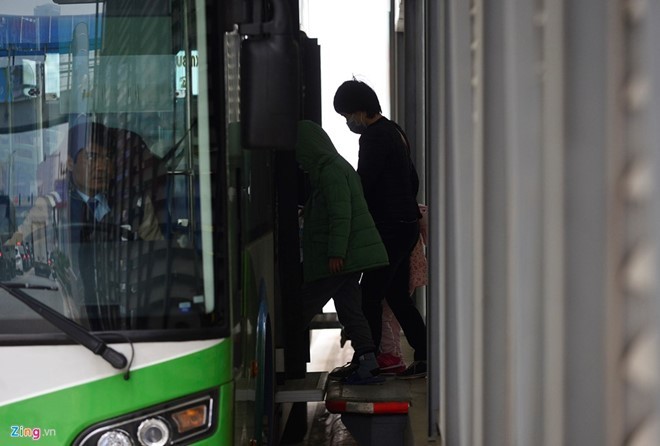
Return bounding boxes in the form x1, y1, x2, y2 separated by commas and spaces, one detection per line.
325, 378, 414, 446
325, 377, 411, 414
309, 312, 342, 329
275, 371, 329, 403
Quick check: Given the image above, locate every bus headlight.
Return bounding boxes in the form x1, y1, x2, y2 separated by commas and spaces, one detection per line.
74, 390, 217, 446
136, 418, 170, 446
97, 430, 133, 446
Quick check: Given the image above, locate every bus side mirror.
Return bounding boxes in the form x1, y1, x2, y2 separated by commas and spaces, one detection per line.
240, 0, 300, 150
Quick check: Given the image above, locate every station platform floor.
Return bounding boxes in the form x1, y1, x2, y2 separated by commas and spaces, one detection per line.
296, 327, 438, 446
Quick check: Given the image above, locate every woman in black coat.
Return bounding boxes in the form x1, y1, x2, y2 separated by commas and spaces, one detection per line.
334, 80, 427, 379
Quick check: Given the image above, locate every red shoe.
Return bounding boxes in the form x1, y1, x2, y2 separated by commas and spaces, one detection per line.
377, 353, 406, 375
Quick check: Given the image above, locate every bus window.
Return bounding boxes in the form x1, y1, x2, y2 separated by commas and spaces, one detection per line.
0, 0, 226, 336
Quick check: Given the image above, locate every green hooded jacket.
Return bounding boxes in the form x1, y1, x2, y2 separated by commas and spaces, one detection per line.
296, 120, 389, 283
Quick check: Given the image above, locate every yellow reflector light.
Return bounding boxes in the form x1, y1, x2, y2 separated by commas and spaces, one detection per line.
171, 405, 208, 433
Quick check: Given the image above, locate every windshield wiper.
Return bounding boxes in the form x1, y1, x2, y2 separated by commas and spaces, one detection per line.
0, 283, 128, 369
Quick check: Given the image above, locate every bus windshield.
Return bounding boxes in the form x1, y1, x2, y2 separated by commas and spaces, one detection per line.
0, 1, 222, 337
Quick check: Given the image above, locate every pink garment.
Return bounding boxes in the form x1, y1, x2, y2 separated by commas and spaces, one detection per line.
408, 236, 428, 293
380, 301, 403, 358
379, 204, 428, 357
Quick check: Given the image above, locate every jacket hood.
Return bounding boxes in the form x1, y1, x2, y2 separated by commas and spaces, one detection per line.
295, 120, 339, 173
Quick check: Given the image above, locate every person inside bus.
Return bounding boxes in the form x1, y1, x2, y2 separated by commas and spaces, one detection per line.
63, 120, 163, 327
66, 121, 163, 242
333, 79, 428, 379
295, 120, 389, 385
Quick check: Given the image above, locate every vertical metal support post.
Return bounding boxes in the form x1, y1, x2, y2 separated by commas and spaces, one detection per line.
482, 1, 548, 444
444, 0, 483, 444
541, 0, 566, 444
563, 1, 611, 445
482, 3, 512, 445
425, 0, 444, 442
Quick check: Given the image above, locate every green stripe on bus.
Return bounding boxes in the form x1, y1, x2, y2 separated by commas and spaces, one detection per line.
2, 340, 233, 445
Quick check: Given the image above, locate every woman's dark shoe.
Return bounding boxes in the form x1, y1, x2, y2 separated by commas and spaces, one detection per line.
396, 360, 427, 379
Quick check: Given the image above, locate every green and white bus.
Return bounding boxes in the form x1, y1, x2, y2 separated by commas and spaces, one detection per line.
0, 0, 313, 445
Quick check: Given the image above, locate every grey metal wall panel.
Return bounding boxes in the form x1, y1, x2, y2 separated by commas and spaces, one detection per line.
482, 2, 513, 445
563, 1, 610, 445
445, 0, 481, 444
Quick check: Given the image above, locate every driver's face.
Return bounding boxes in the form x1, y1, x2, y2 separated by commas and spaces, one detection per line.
70, 142, 115, 196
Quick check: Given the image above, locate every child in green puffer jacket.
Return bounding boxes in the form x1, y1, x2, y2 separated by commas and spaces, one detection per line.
296, 120, 389, 385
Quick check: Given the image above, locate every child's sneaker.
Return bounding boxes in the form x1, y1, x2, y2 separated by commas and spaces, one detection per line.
329, 362, 359, 381
342, 370, 385, 385
340, 352, 384, 385
396, 360, 427, 379
377, 353, 407, 375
